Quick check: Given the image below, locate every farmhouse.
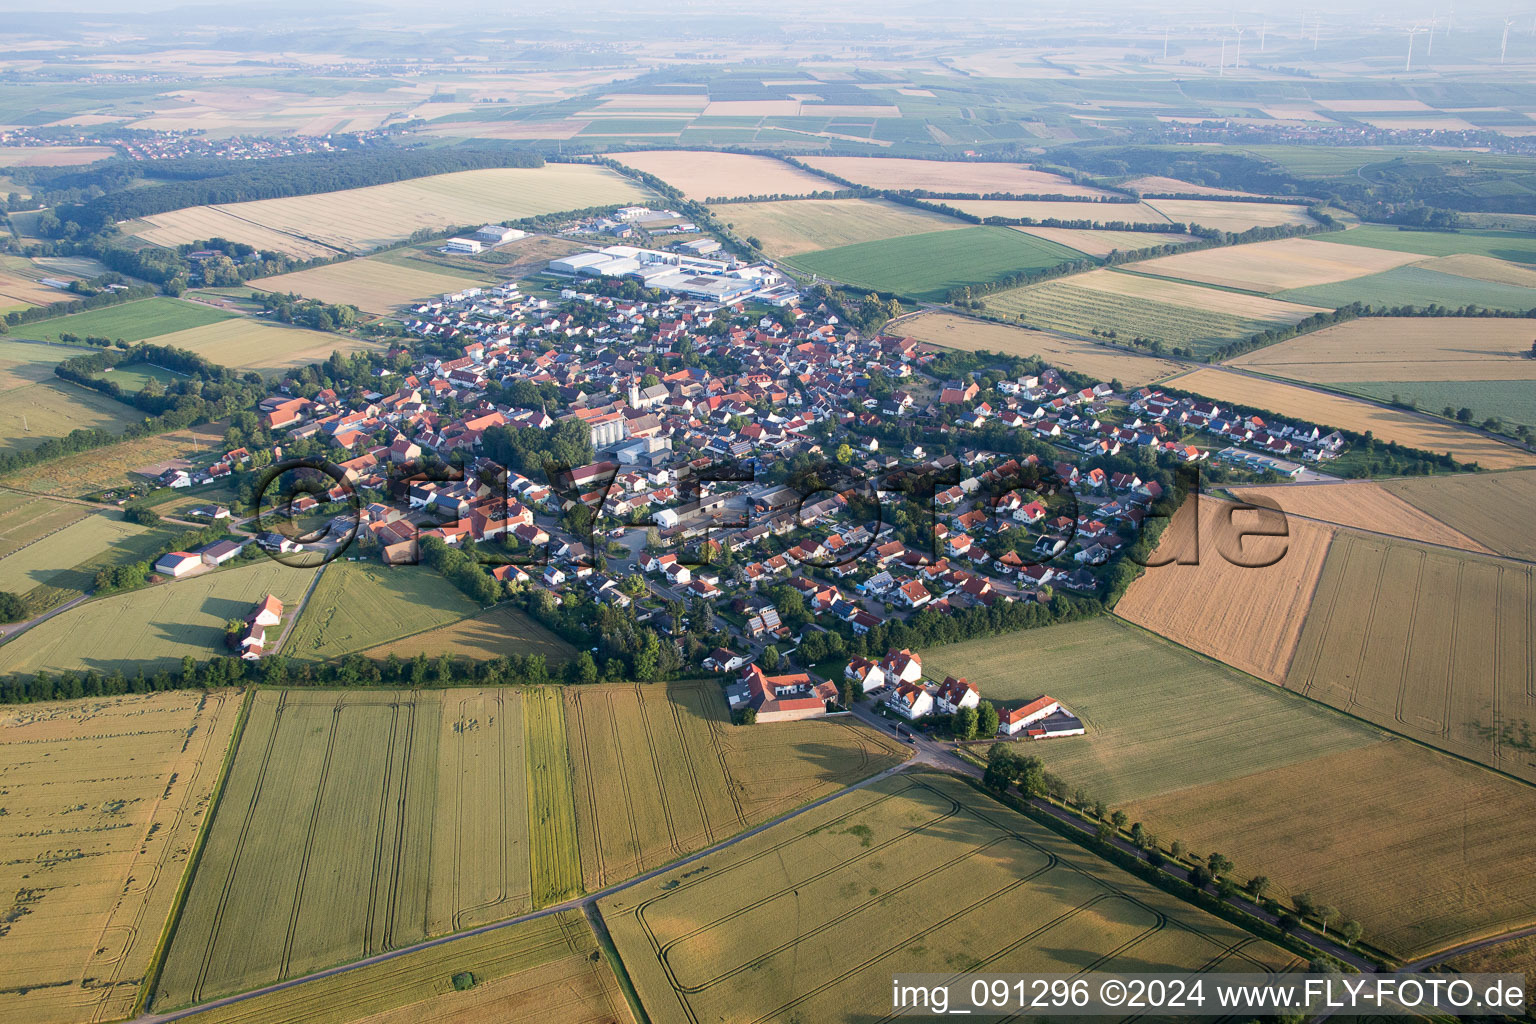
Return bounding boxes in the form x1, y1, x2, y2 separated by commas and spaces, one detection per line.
740, 664, 838, 723
997, 695, 1083, 738
250, 594, 284, 627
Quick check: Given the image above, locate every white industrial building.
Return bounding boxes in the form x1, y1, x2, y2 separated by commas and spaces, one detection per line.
442, 237, 484, 255
474, 225, 526, 245
545, 245, 787, 305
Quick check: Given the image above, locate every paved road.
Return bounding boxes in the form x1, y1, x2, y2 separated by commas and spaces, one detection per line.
0, 592, 87, 641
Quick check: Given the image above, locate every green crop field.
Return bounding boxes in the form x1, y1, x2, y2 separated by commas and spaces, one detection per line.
922, 618, 1382, 805
362, 603, 577, 665
602, 771, 1301, 1024
0, 509, 170, 613
1277, 264, 1536, 311
1339, 380, 1536, 430
0, 378, 143, 452
1316, 225, 1536, 263
0, 422, 226, 497
565, 681, 908, 890
785, 225, 1084, 300
15, 297, 234, 345
0, 560, 317, 677
0, 490, 92, 558
984, 279, 1285, 356
283, 562, 484, 660
168, 910, 634, 1024
523, 687, 584, 907
97, 362, 185, 391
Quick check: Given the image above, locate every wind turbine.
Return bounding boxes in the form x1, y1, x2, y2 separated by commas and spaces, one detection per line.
1405, 23, 1427, 71
1235, 26, 1245, 68
1219, 36, 1227, 75
1501, 16, 1515, 62
1426, 13, 1438, 56
1163, 25, 1170, 60
1314, 14, 1322, 49
1260, 19, 1269, 50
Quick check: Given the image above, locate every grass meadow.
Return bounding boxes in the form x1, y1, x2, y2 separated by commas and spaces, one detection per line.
0, 509, 171, 613
1315, 224, 1536, 263
1277, 263, 1536, 311
16, 297, 234, 344
283, 562, 484, 661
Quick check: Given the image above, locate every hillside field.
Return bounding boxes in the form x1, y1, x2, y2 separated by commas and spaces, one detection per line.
1314, 224, 1536, 264
1285, 530, 1536, 783
361, 603, 576, 664
941, 198, 1170, 225
0, 691, 241, 1024
170, 911, 633, 1024
148, 318, 386, 375
1124, 739, 1536, 957
0, 560, 317, 677
1384, 469, 1536, 560
14, 297, 234, 345
896, 310, 1185, 385
0, 422, 226, 496
1227, 317, 1536, 383
612, 150, 837, 200
566, 681, 907, 889
1340, 380, 1536, 431
707, 197, 965, 256
131, 207, 344, 260
1016, 225, 1197, 256
603, 771, 1300, 1024
283, 562, 484, 661
1166, 367, 1536, 469
1143, 198, 1318, 232
1113, 497, 1337, 683
785, 225, 1083, 301
922, 618, 1381, 805
1277, 263, 1536, 311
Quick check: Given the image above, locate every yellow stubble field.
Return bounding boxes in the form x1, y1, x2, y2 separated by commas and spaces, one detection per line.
1227, 317, 1536, 383
1228, 480, 1492, 552
1129, 236, 1423, 293
611, 150, 837, 200
798, 156, 1116, 196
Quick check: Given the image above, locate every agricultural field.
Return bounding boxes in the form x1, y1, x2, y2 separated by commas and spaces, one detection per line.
1124, 739, 1536, 957
1122, 175, 1274, 198
0, 690, 241, 1024
785, 225, 1083, 301
707, 197, 965, 256
0, 377, 143, 452
0, 491, 94, 563
130, 206, 344, 260
1342, 381, 1536, 431
611, 150, 837, 200
1429, 253, 1536, 287
1141, 199, 1319, 233
132, 166, 651, 254
0, 422, 225, 496
252, 258, 491, 315
799, 156, 1116, 196
148, 316, 385, 374
0, 144, 117, 166
896, 310, 1185, 386
13, 296, 235, 345
1016, 225, 1196, 256
1276, 263, 1536, 312
1314, 224, 1536, 264
942, 198, 1171, 225
923, 618, 1381, 805
0, 560, 317, 677
523, 687, 584, 907
0, 268, 72, 309
1113, 497, 1336, 683
362, 604, 576, 664
1227, 317, 1536, 383
0, 509, 171, 613
985, 269, 1323, 357
283, 562, 484, 661
603, 771, 1300, 1024
1128, 236, 1422, 294
170, 911, 633, 1024
565, 681, 908, 890
1285, 530, 1536, 783
1384, 470, 1536, 561
1228, 481, 1490, 553
1166, 367, 1536, 469
0, 338, 85, 391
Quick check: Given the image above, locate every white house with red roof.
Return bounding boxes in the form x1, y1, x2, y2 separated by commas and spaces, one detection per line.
887, 681, 934, 720
934, 676, 980, 715
740, 664, 837, 723
998, 695, 1061, 735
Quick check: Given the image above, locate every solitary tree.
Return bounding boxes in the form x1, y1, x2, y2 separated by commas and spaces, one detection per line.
1247, 876, 1271, 900
1341, 919, 1364, 946
953, 704, 978, 740
1110, 809, 1128, 831
1293, 892, 1316, 921
1317, 904, 1338, 936
976, 701, 1000, 738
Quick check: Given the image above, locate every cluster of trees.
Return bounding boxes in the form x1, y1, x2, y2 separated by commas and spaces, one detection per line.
257, 291, 360, 332
480, 418, 595, 479
420, 535, 499, 605
0, 591, 26, 623
93, 523, 239, 594
0, 281, 155, 330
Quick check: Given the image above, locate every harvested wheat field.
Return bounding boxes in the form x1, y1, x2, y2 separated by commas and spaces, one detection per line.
1227, 317, 1536, 383
1067, 268, 1327, 321
1425, 252, 1536, 288
0, 422, 224, 496
898, 310, 1185, 385
1123, 175, 1275, 198
1384, 469, 1536, 560
706, 197, 965, 256
1130, 236, 1422, 293
149, 318, 383, 375
1124, 739, 1536, 957
564, 681, 908, 891
799, 156, 1115, 197
130, 207, 343, 260
0, 145, 116, 167
1143, 199, 1319, 232
0, 690, 241, 1024
1167, 367, 1536, 469
1229, 481, 1491, 552
942, 198, 1170, 225
1285, 530, 1536, 782
612, 150, 836, 200
252, 258, 487, 314
0, 269, 72, 307
0, 490, 91, 558
146, 166, 649, 254
1114, 496, 1335, 682
169, 911, 632, 1024
1016, 226, 1196, 256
